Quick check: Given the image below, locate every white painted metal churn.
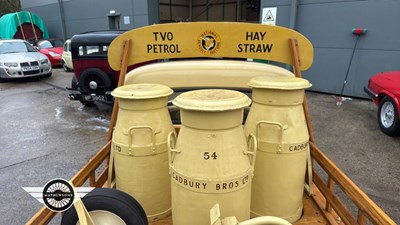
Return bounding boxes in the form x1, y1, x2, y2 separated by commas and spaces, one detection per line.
110, 83, 174, 221
244, 75, 312, 223
169, 89, 255, 225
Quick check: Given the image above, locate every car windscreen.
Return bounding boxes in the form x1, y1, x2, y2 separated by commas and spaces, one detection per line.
38, 40, 54, 49
0, 42, 37, 54
51, 39, 64, 47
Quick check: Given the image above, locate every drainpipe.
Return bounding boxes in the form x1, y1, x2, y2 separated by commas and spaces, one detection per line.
286, 0, 298, 70
189, 0, 192, 21
58, 0, 67, 39
289, 0, 298, 30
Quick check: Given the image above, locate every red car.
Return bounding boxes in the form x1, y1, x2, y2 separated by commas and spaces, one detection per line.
364, 71, 400, 136
33, 39, 64, 67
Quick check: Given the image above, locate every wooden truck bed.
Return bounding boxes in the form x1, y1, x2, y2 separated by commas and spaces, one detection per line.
150, 193, 329, 225
26, 22, 395, 225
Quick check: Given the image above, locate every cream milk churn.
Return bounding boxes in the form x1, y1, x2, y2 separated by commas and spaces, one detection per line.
169, 89, 255, 225
111, 83, 174, 221
244, 75, 312, 223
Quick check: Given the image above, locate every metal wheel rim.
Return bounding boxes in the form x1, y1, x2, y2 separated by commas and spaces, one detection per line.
381, 101, 394, 128
89, 80, 98, 90
77, 210, 126, 225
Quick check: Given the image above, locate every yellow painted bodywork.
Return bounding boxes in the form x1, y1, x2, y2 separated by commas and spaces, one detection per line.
108, 22, 313, 71
124, 60, 294, 89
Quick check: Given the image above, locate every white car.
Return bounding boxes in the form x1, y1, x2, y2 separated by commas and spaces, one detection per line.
62, 39, 73, 72
0, 39, 52, 82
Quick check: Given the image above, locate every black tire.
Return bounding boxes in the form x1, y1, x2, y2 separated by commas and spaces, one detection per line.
62, 60, 71, 72
378, 96, 400, 136
61, 188, 148, 225
79, 68, 113, 92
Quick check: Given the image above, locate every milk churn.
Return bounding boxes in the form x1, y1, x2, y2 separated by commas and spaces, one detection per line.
244, 75, 312, 223
169, 89, 255, 225
110, 83, 174, 221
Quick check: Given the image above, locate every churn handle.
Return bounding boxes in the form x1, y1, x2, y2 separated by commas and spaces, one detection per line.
245, 133, 257, 166
127, 126, 156, 151
256, 121, 285, 154
167, 131, 180, 172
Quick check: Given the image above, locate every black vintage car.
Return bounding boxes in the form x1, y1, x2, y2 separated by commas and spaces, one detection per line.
67, 30, 126, 105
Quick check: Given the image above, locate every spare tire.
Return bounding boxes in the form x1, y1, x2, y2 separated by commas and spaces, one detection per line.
61, 188, 148, 225
79, 68, 113, 92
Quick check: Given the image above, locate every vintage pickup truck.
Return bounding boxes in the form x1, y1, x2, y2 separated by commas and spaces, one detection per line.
27, 22, 396, 225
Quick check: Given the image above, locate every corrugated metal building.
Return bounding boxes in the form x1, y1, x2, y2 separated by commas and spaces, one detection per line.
20, 0, 400, 98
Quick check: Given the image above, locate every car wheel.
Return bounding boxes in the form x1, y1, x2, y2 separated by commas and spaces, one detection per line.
61, 188, 148, 225
79, 68, 113, 92
62, 60, 71, 72
378, 96, 400, 136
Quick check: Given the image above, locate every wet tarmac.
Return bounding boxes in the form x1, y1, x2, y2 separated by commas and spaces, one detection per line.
0, 68, 398, 224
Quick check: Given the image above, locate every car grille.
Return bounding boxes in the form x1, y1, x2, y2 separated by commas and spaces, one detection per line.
20, 61, 40, 75
23, 70, 40, 75
20, 61, 39, 67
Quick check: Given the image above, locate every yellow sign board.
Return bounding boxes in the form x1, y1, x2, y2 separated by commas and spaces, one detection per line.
108, 22, 313, 71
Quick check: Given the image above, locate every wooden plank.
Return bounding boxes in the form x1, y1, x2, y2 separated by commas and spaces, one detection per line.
310, 142, 396, 225
289, 38, 315, 196
108, 22, 314, 71
25, 207, 55, 225
313, 168, 358, 225
71, 141, 111, 187
326, 177, 334, 213
95, 166, 109, 188
289, 38, 315, 143
107, 39, 131, 141
311, 183, 341, 225
357, 209, 367, 225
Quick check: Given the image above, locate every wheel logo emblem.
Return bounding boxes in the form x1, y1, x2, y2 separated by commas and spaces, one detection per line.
42, 178, 75, 212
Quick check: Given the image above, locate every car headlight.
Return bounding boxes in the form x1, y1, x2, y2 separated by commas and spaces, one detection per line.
40, 59, 49, 64
49, 51, 61, 57
4, 62, 18, 67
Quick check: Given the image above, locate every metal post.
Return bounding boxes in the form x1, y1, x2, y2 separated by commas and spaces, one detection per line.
58, 0, 67, 40
289, 0, 298, 29
28, 12, 38, 41
15, 12, 26, 40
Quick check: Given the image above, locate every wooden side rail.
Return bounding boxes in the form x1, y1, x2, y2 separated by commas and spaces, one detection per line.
26, 141, 112, 225
309, 142, 396, 225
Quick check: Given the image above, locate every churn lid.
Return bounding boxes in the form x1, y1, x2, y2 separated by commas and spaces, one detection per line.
111, 83, 173, 99
173, 89, 251, 111
248, 75, 312, 90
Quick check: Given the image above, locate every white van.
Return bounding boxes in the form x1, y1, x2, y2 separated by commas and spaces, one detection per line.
62, 39, 73, 71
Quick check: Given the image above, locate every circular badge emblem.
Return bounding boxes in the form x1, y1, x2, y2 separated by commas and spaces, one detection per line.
198, 30, 221, 55
42, 178, 75, 212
